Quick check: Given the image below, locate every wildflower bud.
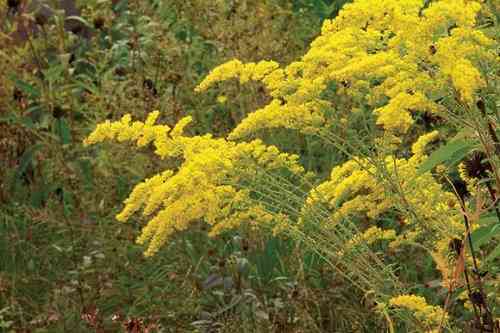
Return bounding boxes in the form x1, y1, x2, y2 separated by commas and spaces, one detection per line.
429, 44, 437, 55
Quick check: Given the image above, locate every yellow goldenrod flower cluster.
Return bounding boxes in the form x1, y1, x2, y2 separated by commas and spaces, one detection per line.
84, 113, 304, 256
338, 226, 396, 257
303, 132, 465, 282
83, 111, 189, 159
195, 59, 280, 93
389, 294, 448, 328
196, 0, 494, 137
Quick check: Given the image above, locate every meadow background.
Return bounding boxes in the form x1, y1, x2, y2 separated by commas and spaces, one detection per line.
0, 0, 499, 332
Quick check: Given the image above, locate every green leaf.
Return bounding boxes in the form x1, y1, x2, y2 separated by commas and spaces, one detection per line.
486, 243, 500, 262
14, 79, 40, 99
62, 190, 75, 217
470, 223, 500, 248
55, 118, 72, 144
78, 159, 94, 191
417, 139, 475, 175
478, 212, 499, 225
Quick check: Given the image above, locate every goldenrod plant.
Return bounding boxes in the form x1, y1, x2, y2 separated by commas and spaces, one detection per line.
1, 0, 499, 331
85, 0, 500, 331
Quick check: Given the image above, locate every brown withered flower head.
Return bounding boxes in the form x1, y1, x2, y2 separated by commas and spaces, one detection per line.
463, 151, 492, 180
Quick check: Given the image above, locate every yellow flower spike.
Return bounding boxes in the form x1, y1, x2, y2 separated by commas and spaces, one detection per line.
170, 116, 192, 138
84, 112, 304, 256
411, 130, 440, 161
195, 0, 493, 137
303, 131, 465, 283
389, 294, 448, 328
340, 226, 397, 257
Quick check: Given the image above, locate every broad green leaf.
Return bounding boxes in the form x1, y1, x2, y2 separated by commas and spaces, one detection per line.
418, 139, 475, 175
479, 212, 499, 225
470, 223, 500, 248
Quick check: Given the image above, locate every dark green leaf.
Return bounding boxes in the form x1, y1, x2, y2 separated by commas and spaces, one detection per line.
63, 190, 75, 217
55, 118, 72, 144
14, 79, 40, 99
418, 139, 475, 175
470, 224, 500, 248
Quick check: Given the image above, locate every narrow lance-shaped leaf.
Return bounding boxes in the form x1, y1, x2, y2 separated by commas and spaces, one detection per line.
418, 139, 476, 175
